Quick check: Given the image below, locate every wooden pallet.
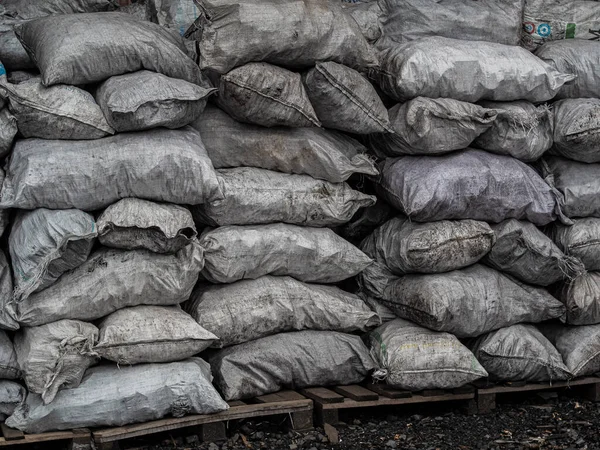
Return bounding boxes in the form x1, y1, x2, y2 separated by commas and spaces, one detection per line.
0, 425, 91, 449
92, 390, 313, 450
0, 390, 313, 450
475, 376, 600, 413
302, 384, 476, 426
4, 378, 600, 447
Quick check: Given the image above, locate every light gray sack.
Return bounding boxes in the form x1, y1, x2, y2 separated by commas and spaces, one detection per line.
361, 216, 494, 274
200, 223, 372, 284
148, 0, 200, 35
540, 323, 600, 378
483, 219, 583, 286
6, 358, 229, 433
96, 70, 215, 132
94, 305, 217, 364
0, 381, 25, 421
0, 331, 20, 379
536, 39, 600, 99
0, 76, 114, 139
16, 243, 204, 327
0, 127, 222, 210
550, 218, 600, 271
1, 0, 117, 19
302, 61, 391, 134
377, 149, 563, 225
522, 0, 600, 51
217, 63, 320, 128
474, 100, 554, 162
369, 318, 487, 391
97, 198, 197, 254
0, 108, 16, 157
551, 98, 600, 163
210, 330, 376, 400
376, 36, 574, 103
14, 320, 99, 405
555, 272, 600, 325
341, 1, 382, 43
10, 208, 97, 300
0, 251, 17, 331
469, 324, 571, 382
368, 97, 497, 157
376, 0, 524, 48
192, 167, 376, 227
195, 0, 379, 74
374, 264, 566, 338
359, 216, 495, 299
191, 105, 378, 183
115, 0, 149, 20
15, 13, 203, 86
186, 275, 380, 347
542, 156, 600, 219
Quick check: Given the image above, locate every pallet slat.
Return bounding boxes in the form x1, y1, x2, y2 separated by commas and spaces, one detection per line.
478, 377, 600, 395
366, 384, 412, 399
421, 389, 448, 397
255, 390, 306, 404
452, 385, 476, 395
0, 430, 82, 446
227, 400, 246, 407
333, 385, 378, 402
300, 387, 344, 404
319, 392, 475, 410
93, 399, 312, 444
0, 424, 23, 441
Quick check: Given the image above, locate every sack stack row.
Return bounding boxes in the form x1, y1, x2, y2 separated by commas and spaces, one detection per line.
0, 1, 236, 434
0, 0, 598, 436
358, 0, 600, 391
0, 0, 388, 434
183, 0, 387, 401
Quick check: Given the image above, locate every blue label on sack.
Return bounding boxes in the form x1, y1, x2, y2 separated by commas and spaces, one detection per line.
0, 62, 5, 77
537, 23, 552, 37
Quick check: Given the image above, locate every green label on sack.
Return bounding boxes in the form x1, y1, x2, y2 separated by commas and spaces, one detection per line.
371, 331, 387, 361
0, 62, 5, 77
566, 23, 576, 39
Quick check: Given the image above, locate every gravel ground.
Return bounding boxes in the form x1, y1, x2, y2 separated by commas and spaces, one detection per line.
120, 389, 600, 450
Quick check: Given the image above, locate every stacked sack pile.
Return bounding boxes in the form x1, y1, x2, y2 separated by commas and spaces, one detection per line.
0, 0, 598, 436
183, 0, 390, 401
358, 0, 600, 392
0, 0, 389, 434
0, 0, 236, 434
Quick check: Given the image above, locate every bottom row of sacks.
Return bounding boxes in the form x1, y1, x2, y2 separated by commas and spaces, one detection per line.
1, 316, 600, 433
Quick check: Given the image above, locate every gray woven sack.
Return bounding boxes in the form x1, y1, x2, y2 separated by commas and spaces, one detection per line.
192, 167, 375, 227
376, 0, 524, 48
469, 324, 571, 382
377, 149, 564, 225
376, 36, 574, 103
15, 12, 203, 86
195, 0, 379, 74
0, 127, 222, 210
200, 223, 372, 284
96, 70, 215, 132
209, 330, 376, 400
191, 105, 378, 183
5, 358, 228, 433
